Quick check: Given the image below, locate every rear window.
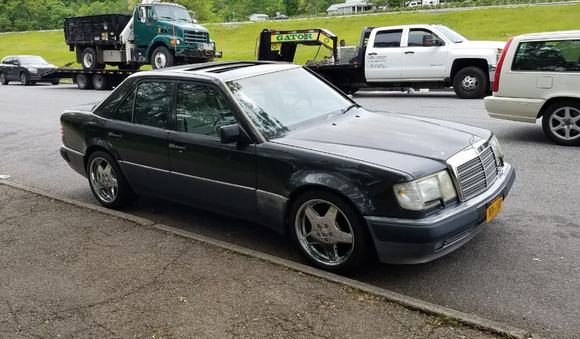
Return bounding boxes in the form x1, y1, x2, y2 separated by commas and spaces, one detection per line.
373, 30, 402, 48
512, 39, 580, 72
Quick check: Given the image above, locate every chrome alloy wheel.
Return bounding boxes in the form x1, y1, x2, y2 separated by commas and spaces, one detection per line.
295, 199, 355, 266
549, 106, 580, 141
89, 157, 118, 203
154, 52, 167, 69
461, 75, 478, 91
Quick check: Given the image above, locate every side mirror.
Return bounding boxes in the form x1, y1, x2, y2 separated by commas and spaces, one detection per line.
219, 124, 246, 144
151, 14, 158, 21
434, 39, 445, 47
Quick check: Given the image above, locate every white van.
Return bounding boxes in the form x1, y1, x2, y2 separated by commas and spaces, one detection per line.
484, 31, 580, 146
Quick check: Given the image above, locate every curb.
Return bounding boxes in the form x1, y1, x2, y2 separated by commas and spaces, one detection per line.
0, 179, 533, 339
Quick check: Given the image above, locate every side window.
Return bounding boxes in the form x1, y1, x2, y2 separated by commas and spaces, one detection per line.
138, 6, 147, 23
133, 81, 172, 129
95, 80, 133, 118
112, 88, 136, 122
373, 30, 402, 48
512, 40, 580, 72
408, 29, 442, 47
175, 82, 236, 137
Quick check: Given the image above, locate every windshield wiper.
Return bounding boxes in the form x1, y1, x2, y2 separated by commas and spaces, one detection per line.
160, 16, 175, 21
341, 103, 359, 114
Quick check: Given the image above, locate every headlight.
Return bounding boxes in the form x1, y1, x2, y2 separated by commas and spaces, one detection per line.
489, 135, 504, 166
29, 67, 38, 74
394, 170, 457, 211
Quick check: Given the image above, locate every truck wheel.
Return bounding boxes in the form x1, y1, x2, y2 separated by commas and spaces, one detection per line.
453, 66, 488, 99
20, 72, 31, 86
542, 100, 580, 146
81, 47, 104, 70
76, 74, 93, 90
151, 46, 174, 69
51, 79, 60, 85
0, 72, 8, 85
93, 74, 111, 90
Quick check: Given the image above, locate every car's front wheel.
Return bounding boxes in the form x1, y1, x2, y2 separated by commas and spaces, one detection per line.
0, 72, 8, 85
87, 151, 135, 209
20, 72, 30, 86
542, 100, 580, 146
453, 66, 488, 99
289, 190, 372, 273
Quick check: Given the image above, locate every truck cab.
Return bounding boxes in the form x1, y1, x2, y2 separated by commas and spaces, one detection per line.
131, 2, 214, 68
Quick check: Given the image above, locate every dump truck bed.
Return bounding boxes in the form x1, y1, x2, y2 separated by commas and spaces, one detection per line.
64, 14, 131, 47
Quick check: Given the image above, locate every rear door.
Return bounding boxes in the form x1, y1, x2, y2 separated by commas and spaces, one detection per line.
102, 79, 173, 197
402, 28, 448, 79
364, 28, 404, 81
4, 58, 17, 80
167, 81, 257, 219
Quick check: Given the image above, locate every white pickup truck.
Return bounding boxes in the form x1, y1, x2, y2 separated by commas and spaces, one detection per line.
290, 25, 506, 99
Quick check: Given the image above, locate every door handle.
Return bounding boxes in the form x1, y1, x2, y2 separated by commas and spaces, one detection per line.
367, 52, 378, 56
404, 51, 415, 55
107, 132, 123, 138
169, 143, 187, 151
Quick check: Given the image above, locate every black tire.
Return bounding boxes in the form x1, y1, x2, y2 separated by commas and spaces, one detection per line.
51, 79, 60, 85
76, 74, 93, 90
20, 72, 30, 86
453, 66, 488, 99
0, 72, 8, 85
151, 46, 174, 69
81, 47, 104, 70
86, 151, 135, 209
289, 189, 373, 273
541, 100, 580, 146
118, 63, 141, 71
92, 74, 111, 90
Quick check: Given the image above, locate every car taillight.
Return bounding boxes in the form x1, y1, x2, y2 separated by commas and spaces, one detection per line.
492, 38, 513, 93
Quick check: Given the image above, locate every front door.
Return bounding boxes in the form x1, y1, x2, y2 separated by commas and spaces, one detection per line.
103, 79, 173, 197
402, 28, 448, 79
133, 5, 157, 47
365, 29, 404, 81
167, 81, 257, 219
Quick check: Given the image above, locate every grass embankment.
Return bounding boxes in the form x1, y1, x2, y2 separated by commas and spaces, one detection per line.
0, 4, 579, 66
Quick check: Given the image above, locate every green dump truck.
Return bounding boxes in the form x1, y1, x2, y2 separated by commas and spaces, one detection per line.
64, 1, 216, 70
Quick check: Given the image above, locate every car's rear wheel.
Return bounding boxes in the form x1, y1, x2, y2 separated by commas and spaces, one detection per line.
289, 190, 372, 273
542, 100, 580, 146
51, 79, 60, 85
453, 66, 488, 99
0, 72, 8, 85
20, 72, 30, 86
87, 151, 134, 209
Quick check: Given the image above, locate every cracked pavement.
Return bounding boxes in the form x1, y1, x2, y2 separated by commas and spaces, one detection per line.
0, 185, 498, 338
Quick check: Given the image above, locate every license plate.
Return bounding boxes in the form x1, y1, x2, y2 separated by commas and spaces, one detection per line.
486, 196, 503, 223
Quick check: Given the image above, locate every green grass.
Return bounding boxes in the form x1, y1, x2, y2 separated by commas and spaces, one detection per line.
1, 4, 579, 66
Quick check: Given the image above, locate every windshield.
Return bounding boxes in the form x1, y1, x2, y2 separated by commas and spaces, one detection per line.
19, 56, 49, 65
154, 4, 192, 22
227, 68, 353, 139
436, 26, 468, 43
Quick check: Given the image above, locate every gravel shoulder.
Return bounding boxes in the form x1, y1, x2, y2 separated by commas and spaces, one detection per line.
0, 184, 501, 338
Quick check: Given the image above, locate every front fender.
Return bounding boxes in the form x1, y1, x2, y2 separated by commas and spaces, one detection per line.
145, 35, 176, 59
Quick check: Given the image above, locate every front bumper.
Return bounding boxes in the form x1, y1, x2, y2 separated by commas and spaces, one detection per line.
175, 46, 215, 60
366, 163, 516, 264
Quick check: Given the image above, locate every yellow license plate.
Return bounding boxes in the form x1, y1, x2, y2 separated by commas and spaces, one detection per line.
486, 197, 504, 223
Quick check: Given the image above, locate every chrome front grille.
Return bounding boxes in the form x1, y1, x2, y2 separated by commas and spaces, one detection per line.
448, 140, 500, 201
184, 31, 209, 44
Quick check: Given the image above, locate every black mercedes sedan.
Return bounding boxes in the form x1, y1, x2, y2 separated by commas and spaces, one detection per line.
60, 62, 516, 272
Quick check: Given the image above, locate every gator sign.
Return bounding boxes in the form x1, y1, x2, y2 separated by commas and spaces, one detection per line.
271, 33, 316, 43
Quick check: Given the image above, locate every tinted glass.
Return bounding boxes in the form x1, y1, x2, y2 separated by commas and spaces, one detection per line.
113, 89, 136, 122
373, 30, 402, 48
133, 81, 172, 129
408, 29, 440, 47
94, 80, 132, 118
512, 40, 580, 72
175, 83, 236, 137
19, 56, 48, 65
227, 68, 352, 139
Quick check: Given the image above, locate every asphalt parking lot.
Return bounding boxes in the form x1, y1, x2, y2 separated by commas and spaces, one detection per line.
0, 84, 578, 338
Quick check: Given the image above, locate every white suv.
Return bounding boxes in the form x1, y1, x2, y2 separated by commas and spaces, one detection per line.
484, 31, 580, 146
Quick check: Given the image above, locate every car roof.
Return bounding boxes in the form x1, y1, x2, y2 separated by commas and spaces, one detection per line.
373, 24, 447, 31
515, 30, 580, 40
133, 61, 302, 82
